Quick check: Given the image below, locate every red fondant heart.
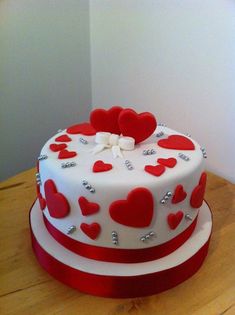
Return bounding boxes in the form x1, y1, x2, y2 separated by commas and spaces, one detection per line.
158, 135, 195, 150
93, 160, 113, 173
58, 149, 77, 159
90, 106, 123, 134
67, 122, 96, 135
190, 172, 207, 208
167, 211, 184, 230
172, 185, 187, 204
38, 193, 46, 210
109, 187, 154, 228
44, 179, 70, 218
80, 223, 101, 240
157, 157, 177, 168
78, 197, 100, 216
55, 135, 72, 142
119, 109, 157, 144
144, 164, 166, 177
50, 143, 67, 152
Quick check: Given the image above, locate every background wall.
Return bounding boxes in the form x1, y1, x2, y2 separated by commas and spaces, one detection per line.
90, 0, 235, 183
1, 1, 235, 183
0, 0, 91, 180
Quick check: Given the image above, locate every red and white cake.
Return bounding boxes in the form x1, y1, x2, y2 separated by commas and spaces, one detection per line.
30, 106, 212, 298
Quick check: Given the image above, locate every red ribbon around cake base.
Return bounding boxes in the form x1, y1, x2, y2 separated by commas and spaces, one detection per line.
43, 213, 198, 263
31, 228, 211, 298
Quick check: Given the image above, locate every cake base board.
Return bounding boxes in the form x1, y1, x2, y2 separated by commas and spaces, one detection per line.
30, 200, 212, 298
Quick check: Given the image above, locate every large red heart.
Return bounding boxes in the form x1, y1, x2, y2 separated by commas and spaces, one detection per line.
118, 109, 157, 144
158, 135, 195, 150
172, 185, 187, 204
80, 223, 101, 240
144, 164, 165, 177
58, 149, 77, 159
109, 187, 154, 228
78, 197, 100, 216
167, 211, 184, 230
157, 157, 177, 168
190, 172, 207, 208
90, 106, 123, 135
93, 160, 113, 173
50, 143, 67, 152
55, 134, 72, 142
44, 179, 70, 218
66, 122, 96, 135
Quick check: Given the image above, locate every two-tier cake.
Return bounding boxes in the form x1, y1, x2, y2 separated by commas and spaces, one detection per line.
30, 106, 212, 298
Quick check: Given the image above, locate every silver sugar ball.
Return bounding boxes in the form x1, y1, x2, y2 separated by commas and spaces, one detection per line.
160, 199, 166, 205
145, 234, 150, 239
82, 180, 88, 185
166, 191, 172, 197
89, 188, 95, 193
164, 195, 169, 200
149, 231, 155, 237
140, 236, 146, 242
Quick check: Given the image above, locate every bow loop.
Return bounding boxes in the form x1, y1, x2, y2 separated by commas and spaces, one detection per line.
92, 132, 135, 158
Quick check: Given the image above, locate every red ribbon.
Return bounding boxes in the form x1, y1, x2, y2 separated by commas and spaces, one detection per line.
43, 213, 198, 263
30, 228, 211, 298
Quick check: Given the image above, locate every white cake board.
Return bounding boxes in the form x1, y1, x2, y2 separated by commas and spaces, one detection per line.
30, 200, 212, 298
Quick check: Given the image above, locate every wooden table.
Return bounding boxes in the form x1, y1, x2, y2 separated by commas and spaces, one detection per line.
0, 169, 234, 315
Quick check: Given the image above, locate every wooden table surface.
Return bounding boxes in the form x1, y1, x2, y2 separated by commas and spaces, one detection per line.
0, 169, 234, 315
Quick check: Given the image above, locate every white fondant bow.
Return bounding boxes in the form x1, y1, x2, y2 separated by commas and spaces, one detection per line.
92, 132, 135, 158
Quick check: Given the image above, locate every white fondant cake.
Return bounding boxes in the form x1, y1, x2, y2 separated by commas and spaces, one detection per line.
36, 107, 207, 257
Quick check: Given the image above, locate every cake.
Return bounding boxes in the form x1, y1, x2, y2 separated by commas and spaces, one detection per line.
30, 106, 212, 298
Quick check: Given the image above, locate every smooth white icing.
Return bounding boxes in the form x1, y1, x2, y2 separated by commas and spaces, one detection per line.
38, 125, 205, 249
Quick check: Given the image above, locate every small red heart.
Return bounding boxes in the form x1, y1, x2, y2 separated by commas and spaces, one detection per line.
58, 149, 77, 159
78, 197, 100, 216
172, 185, 187, 204
50, 143, 67, 152
167, 211, 184, 230
157, 157, 177, 168
93, 160, 113, 173
144, 164, 166, 177
55, 134, 72, 142
109, 187, 154, 228
80, 223, 101, 240
190, 172, 207, 208
119, 109, 157, 144
38, 193, 46, 210
158, 135, 195, 150
90, 106, 123, 134
44, 179, 70, 218
67, 122, 96, 135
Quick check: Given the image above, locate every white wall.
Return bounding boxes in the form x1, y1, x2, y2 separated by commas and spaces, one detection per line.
0, 0, 91, 180
90, 0, 235, 183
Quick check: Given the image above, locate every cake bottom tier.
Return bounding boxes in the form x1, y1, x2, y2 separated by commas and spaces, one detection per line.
30, 200, 212, 298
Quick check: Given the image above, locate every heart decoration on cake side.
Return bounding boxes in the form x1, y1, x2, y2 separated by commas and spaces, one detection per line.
93, 160, 113, 173
144, 164, 166, 177
167, 211, 184, 230
44, 179, 70, 218
50, 143, 67, 152
90, 106, 123, 135
109, 187, 154, 228
118, 109, 157, 144
78, 197, 100, 216
58, 149, 77, 159
80, 223, 101, 240
55, 135, 72, 142
158, 135, 195, 150
38, 193, 46, 210
190, 172, 207, 208
157, 157, 177, 168
67, 122, 96, 135
172, 185, 187, 204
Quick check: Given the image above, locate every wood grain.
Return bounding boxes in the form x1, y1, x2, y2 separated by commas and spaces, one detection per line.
0, 169, 234, 315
